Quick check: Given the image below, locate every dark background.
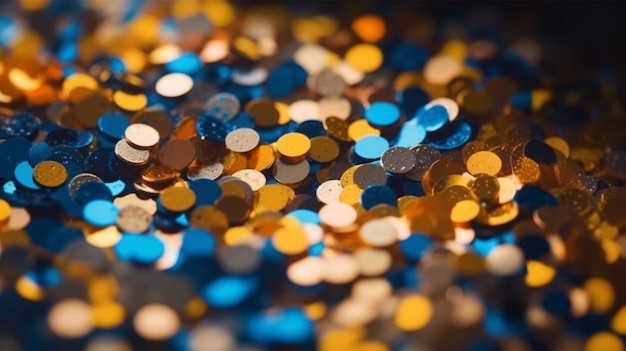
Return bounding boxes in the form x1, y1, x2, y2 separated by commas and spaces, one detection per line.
260, 1, 626, 84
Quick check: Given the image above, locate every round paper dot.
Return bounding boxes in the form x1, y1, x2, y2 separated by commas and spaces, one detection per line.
125, 123, 160, 149
84, 200, 119, 227
155, 73, 193, 98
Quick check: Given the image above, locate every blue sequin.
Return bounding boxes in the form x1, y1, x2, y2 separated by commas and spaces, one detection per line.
114, 234, 165, 264
196, 115, 227, 141
53, 187, 84, 218
44, 227, 84, 254
74, 130, 94, 149
360, 184, 398, 210
104, 179, 126, 196
98, 112, 129, 140
0, 112, 39, 139
49, 145, 84, 165
83, 199, 119, 227
393, 121, 426, 147
57, 41, 78, 63
354, 135, 389, 160
399, 86, 430, 118
166, 52, 202, 74
180, 228, 217, 258
509, 91, 532, 109
365, 102, 401, 127
287, 209, 320, 224
227, 111, 255, 131
188, 179, 222, 206
0, 15, 18, 47
202, 276, 257, 308
257, 121, 297, 143
416, 105, 448, 132
390, 42, 429, 70
295, 120, 326, 138
514, 185, 558, 212
0, 137, 31, 180
427, 119, 473, 150
86, 148, 118, 181
74, 181, 113, 205
45, 128, 79, 147
28, 142, 53, 166
399, 234, 434, 261
247, 307, 314, 345
308, 242, 324, 256
3, 180, 16, 195
13, 161, 40, 190
267, 61, 307, 99
472, 237, 501, 257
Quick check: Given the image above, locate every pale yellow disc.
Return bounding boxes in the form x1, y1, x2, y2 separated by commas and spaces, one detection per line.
62, 73, 98, 96
612, 305, 626, 335
319, 203, 357, 229
394, 295, 433, 331
276, 132, 311, 158
525, 260, 556, 287
287, 256, 325, 286
344, 44, 383, 73
133, 303, 180, 340
544, 136, 570, 158
155, 72, 193, 98
423, 54, 463, 85
0, 199, 11, 222
585, 332, 624, 351
450, 200, 481, 223
272, 227, 308, 255
354, 248, 392, 276
466, 151, 502, 176
289, 100, 320, 123
348, 119, 380, 142
48, 299, 93, 338
323, 254, 359, 284
351, 278, 392, 305
113, 90, 147, 111
125, 123, 160, 149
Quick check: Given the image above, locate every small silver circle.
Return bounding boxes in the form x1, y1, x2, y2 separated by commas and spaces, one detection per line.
115, 139, 151, 166
225, 128, 260, 153
205, 93, 240, 121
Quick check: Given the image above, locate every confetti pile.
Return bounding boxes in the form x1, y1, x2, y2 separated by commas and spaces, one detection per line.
0, 1, 625, 351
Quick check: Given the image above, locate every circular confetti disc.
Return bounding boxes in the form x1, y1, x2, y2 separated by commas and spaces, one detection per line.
344, 44, 383, 73
381, 147, 416, 174
33, 160, 68, 188
0, 199, 11, 222
160, 187, 197, 212
450, 200, 481, 223
117, 205, 152, 233
115, 139, 151, 166
416, 105, 448, 132
365, 102, 401, 127
276, 132, 311, 159
125, 123, 160, 149
158, 139, 196, 170
354, 136, 389, 160
155, 73, 194, 98
309, 136, 340, 163
84, 199, 120, 227
466, 151, 502, 176
225, 128, 260, 153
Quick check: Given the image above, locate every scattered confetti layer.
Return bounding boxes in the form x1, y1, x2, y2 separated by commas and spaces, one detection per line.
0, 1, 625, 351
